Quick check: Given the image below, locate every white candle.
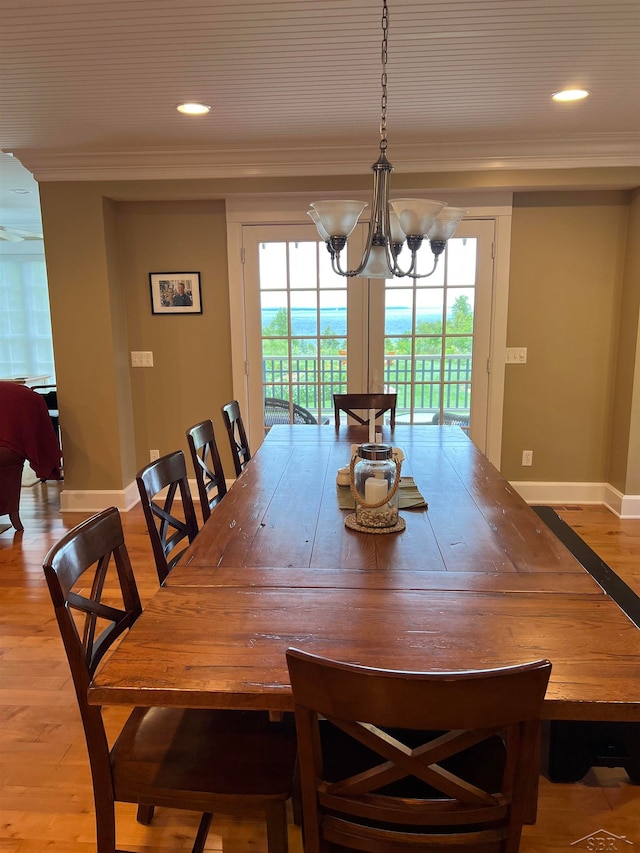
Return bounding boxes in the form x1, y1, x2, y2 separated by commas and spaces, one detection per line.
364, 476, 388, 504
368, 409, 376, 443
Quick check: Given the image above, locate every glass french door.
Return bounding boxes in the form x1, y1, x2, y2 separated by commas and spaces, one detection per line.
242, 219, 494, 451
373, 219, 495, 449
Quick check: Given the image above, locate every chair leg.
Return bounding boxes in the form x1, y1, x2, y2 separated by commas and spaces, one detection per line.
291, 757, 302, 826
9, 511, 23, 532
136, 803, 154, 824
266, 802, 289, 853
191, 812, 213, 853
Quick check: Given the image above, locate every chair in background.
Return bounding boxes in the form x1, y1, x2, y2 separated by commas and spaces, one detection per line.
186, 419, 228, 522
31, 384, 60, 444
31, 384, 63, 479
221, 400, 251, 477
432, 410, 470, 428
136, 450, 199, 584
264, 397, 331, 427
333, 392, 397, 430
286, 647, 551, 853
43, 507, 298, 853
0, 381, 62, 530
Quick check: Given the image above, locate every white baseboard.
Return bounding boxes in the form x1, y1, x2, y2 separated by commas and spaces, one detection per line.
620, 495, 640, 518
60, 480, 140, 513
510, 480, 640, 519
603, 483, 640, 518
60, 477, 235, 513
59, 477, 640, 520
509, 481, 607, 506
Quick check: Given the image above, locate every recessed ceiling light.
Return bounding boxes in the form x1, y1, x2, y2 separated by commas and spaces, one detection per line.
10, 188, 32, 195
176, 102, 211, 115
551, 89, 590, 103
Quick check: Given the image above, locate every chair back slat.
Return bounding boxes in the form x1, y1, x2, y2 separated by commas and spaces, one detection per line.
136, 450, 199, 584
333, 393, 397, 429
43, 506, 142, 700
221, 400, 251, 476
42, 507, 143, 849
287, 648, 551, 853
186, 419, 227, 522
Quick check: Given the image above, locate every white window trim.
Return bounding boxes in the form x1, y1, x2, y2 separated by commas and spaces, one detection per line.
225, 192, 512, 467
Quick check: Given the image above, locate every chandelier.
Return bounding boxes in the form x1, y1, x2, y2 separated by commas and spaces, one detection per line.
308, 0, 465, 279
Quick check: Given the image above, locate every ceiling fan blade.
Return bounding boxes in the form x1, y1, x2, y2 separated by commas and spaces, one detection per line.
5, 227, 43, 238
0, 230, 25, 242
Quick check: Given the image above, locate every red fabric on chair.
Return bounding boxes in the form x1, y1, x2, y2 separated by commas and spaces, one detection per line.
0, 382, 62, 481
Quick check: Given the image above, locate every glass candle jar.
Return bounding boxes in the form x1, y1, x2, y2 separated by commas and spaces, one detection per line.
351, 443, 400, 529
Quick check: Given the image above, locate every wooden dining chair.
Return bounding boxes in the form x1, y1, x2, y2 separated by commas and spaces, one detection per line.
186, 419, 228, 522
136, 450, 199, 584
333, 392, 397, 429
286, 647, 552, 853
43, 507, 298, 853
221, 399, 252, 476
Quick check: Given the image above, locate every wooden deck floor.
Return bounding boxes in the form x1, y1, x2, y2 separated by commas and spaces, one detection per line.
1, 483, 638, 851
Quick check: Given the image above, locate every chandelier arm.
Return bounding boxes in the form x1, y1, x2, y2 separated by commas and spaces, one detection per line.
333, 154, 392, 278
408, 254, 441, 279
331, 251, 354, 277
388, 247, 442, 279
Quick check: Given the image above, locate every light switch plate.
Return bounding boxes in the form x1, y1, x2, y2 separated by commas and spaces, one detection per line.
131, 351, 154, 367
505, 347, 527, 364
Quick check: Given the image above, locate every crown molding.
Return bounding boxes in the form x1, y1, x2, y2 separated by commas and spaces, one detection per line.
12, 135, 640, 184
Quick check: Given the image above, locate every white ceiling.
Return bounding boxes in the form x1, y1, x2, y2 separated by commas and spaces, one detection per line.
1, 0, 639, 231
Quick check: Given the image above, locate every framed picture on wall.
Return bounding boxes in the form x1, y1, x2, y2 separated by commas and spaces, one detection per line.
149, 271, 202, 314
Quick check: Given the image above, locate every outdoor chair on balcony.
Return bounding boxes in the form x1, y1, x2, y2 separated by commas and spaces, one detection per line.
264, 397, 329, 427
333, 392, 397, 430
432, 410, 470, 427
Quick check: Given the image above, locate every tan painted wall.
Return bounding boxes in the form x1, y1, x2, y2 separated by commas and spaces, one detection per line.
609, 191, 640, 494
501, 191, 629, 483
39, 175, 638, 496
40, 183, 234, 490
116, 199, 233, 475
40, 183, 134, 491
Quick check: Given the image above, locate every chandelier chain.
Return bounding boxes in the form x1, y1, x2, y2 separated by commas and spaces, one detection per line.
380, 0, 388, 153
309, 0, 465, 278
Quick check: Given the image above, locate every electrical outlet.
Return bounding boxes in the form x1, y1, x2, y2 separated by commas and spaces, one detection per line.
505, 347, 528, 364
149, 449, 160, 462
522, 450, 533, 467
131, 351, 154, 367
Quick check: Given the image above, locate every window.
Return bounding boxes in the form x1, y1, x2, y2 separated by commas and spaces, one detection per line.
0, 254, 55, 380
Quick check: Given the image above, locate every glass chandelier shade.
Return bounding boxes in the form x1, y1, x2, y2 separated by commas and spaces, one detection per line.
308, 0, 466, 279
309, 200, 367, 240
389, 198, 446, 239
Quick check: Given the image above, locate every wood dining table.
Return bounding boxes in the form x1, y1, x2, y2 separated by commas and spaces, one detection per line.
88, 424, 640, 723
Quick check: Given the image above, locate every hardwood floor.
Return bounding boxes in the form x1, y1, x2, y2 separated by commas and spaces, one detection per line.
1, 484, 639, 851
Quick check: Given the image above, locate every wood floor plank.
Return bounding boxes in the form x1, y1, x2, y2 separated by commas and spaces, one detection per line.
0, 483, 638, 851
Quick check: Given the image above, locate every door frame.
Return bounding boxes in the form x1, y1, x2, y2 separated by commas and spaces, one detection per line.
226, 192, 512, 467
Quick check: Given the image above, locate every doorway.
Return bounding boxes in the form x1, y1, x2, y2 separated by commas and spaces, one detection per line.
241, 218, 495, 454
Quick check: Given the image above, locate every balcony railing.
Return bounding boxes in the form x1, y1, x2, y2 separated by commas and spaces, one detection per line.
263, 354, 472, 418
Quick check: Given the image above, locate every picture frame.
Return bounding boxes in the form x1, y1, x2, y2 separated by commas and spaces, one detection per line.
149, 272, 202, 315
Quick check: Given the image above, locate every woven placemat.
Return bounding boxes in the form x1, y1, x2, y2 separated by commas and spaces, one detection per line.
337, 477, 427, 510
344, 513, 406, 534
